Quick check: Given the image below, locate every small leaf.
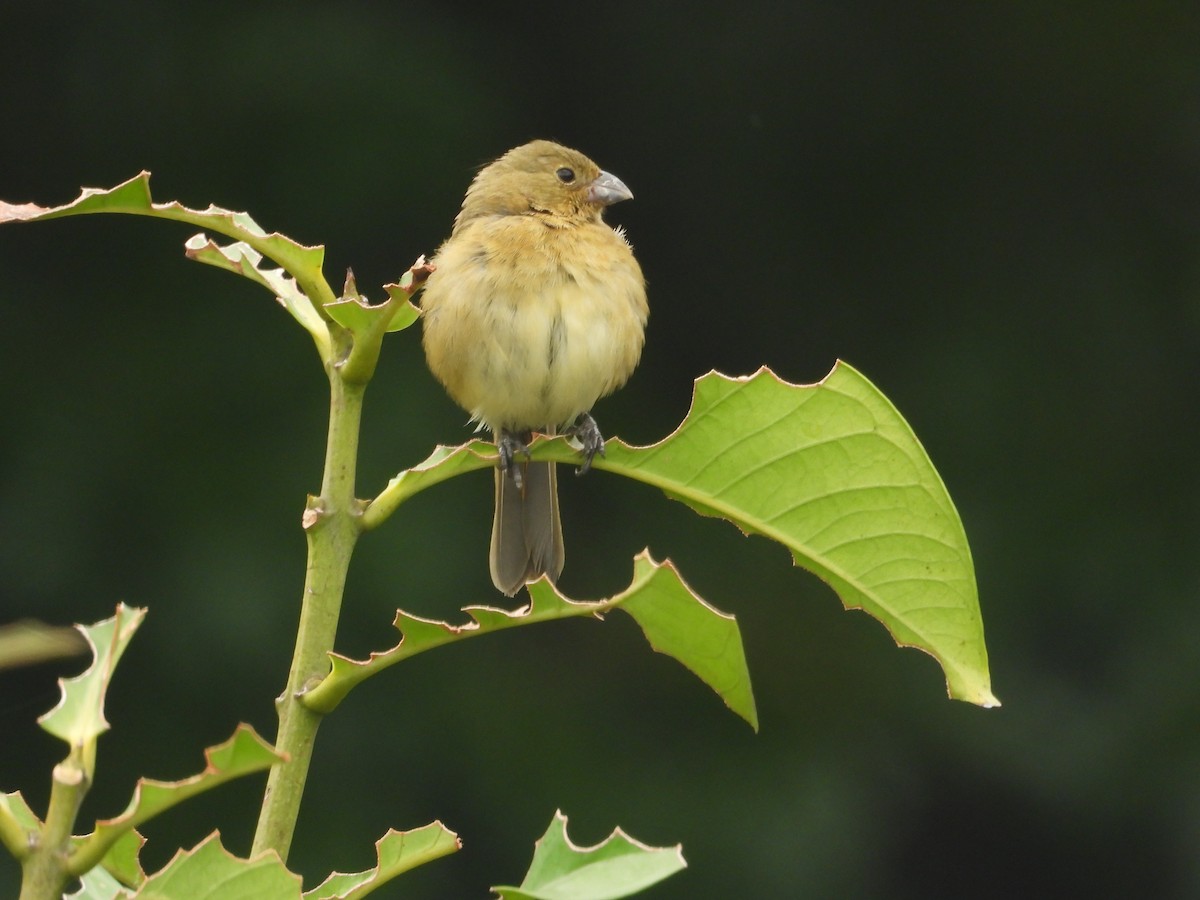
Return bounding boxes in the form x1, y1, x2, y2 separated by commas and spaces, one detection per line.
601, 362, 998, 707
492, 811, 686, 900
137, 833, 301, 900
322, 264, 421, 337
39, 604, 146, 748
304, 822, 461, 899
70, 724, 282, 877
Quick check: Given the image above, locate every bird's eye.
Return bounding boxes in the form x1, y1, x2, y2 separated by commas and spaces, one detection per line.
556, 167, 575, 183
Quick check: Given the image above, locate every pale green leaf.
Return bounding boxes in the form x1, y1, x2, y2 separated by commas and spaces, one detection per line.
38, 604, 146, 747
322, 264, 424, 338
492, 811, 685, 900
304, 822, 461, 899
136, 833, 301, 900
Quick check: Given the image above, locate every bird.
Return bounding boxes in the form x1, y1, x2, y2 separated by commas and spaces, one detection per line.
419, 140, 648, 596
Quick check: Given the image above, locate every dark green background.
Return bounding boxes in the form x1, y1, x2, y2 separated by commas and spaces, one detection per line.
2, 3, 1197, 897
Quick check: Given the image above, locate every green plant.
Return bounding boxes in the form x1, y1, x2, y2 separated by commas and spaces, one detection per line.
0, 174, 997, 899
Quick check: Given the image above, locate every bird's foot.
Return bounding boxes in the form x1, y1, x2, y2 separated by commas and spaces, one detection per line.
567, 413, 606, 476
496, 429, 533, 491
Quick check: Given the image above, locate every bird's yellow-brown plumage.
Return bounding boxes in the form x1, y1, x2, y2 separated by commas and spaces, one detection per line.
420, 140, 647, 595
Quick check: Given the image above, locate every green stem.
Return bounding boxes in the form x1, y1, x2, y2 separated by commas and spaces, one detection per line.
252, 358, 365, 860
20, 760, 88, 900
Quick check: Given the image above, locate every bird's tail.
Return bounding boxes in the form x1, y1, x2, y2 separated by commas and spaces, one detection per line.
490, 457, 564, 597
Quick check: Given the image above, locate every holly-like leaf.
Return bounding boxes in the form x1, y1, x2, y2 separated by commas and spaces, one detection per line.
304, 822, 461, 899
69, 724, 282, 879
302, 552, 754, 729
39, 604, 146, 748
492, 811, 686, 900
602, 362, 998, 707
136, 833, 301, 900
323, 261, 426, 338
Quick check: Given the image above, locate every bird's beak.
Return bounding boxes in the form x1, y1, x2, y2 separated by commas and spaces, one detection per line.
587, 170, 634, 206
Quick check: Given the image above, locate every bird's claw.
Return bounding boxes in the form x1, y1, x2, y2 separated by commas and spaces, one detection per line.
568, 413, 606, 476
497, 429, 533, 491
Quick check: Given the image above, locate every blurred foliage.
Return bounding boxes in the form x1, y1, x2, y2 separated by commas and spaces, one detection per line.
2, 2, 1198, 897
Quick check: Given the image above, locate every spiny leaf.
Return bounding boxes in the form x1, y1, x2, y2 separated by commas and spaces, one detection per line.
492, 810, 686, 900
304, 822, 461, 899
69, 724, 281, 878
323, 260, 427, 337
136, 833, 300, 900
39, 604, 146, 748
302, 552, 754, 730
600, 362, 998, 707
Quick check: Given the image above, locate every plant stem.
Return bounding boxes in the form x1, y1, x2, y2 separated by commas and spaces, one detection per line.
252, 360, 365, 860
19, 760, 87, 900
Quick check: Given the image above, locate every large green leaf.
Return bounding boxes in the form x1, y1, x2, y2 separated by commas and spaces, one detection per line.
602, 362, 997, 706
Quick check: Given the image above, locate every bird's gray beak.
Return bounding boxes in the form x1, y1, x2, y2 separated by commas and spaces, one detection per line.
587, 170, 634, 206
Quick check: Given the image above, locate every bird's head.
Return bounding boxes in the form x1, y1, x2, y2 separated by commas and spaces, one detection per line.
455, 140, 633, 228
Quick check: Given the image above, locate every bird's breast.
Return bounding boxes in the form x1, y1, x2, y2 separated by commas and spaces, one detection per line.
421, 216, 647, 431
